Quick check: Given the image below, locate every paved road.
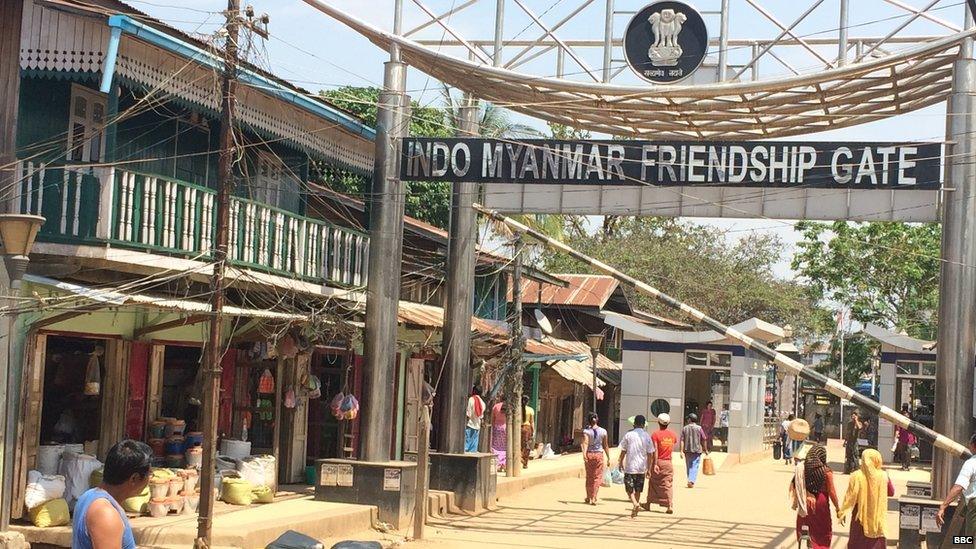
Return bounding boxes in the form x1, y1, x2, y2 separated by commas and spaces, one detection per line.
406, 444, 928, 549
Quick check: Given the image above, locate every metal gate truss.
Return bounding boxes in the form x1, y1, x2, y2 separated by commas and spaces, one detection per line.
308, 0, 972, 139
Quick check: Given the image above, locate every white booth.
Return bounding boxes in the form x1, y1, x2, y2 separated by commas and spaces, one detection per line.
863, 324, 936, 463
604, 312, 785, 464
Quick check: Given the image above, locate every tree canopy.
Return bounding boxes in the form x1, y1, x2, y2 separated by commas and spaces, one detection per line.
319, 86, 454, 227
541, 217, 828, 335
791, 221, 940, 340
814, 333, 876, 389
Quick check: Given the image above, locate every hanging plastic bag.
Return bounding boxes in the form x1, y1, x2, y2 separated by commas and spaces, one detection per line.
329, 391, 346, 413
340, 394, 359, 420
601, 468, 612, 488
284, 387, 296, 409
307, 375, 322, 400
257, 369, 275, 394
83, 348, 103, 396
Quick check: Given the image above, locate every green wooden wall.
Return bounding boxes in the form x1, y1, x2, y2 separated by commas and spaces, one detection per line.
16, 77, 73, 162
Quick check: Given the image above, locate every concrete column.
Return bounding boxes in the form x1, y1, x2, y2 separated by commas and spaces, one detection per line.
361, 60, 408, 462
933, 10, 976, 499
438, 94, 480, 453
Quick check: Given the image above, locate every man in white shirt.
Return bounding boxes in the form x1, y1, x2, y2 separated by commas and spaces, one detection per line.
465, 386, 486, 453
618, 414, 656, 518
936, 433, 976, 535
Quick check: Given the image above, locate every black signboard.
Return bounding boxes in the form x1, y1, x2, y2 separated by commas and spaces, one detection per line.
399, 138, 942, 190
624, 1, 709, 84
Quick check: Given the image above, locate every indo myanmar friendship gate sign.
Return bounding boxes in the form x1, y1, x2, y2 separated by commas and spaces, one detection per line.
399, 138, 944, 222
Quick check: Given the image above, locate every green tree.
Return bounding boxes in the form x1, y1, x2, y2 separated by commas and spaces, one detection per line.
815, 333, 876, 389
541, 217, 828, 334
440, 86, 540, 139
791, 221, 941, 340
318, 86, 453, 227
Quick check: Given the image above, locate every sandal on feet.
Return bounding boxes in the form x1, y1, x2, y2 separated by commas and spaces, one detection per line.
631, 506, 639, 518
666, 508, 674, 514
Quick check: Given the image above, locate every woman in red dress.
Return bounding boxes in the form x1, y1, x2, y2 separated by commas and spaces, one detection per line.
789, 445, 839, 549
700, 401, 717, 452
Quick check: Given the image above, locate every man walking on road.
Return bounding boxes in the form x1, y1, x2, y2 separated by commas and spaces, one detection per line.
619, 414, 655, 518
780, 414, 795, 464
680, 413, 708, 488
844, 410, 863, 474
644, 413, 677, 514
813, 413, 825, 444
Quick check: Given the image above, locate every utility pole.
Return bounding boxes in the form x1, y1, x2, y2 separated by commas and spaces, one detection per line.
439, 92, 480, 453
196, 1, 240, 546
839, 322, 845, 442
413, 404, 431, 539
0, 0, 24, 537
361, 0, 408, 462
933, 4, 976, 500
0, 0, 24, 214
506, 235, 524, 477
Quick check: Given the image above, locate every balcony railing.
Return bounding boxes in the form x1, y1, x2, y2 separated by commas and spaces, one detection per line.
15, 162, 369, 288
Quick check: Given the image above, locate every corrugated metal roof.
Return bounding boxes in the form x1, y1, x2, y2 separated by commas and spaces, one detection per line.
527, 335, 620, 389
514, 274, 620, 309
396, 300, 509, 338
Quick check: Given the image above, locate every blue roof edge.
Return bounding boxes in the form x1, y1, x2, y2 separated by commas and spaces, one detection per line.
107, 14, 377, 141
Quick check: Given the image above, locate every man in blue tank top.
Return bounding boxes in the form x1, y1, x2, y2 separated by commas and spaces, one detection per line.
72, 440, 151, 549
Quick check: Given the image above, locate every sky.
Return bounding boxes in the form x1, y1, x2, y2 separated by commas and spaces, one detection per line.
127, 0, 960, 278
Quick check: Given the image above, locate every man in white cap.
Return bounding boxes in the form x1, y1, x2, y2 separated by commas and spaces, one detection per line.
644, 413, 677, 514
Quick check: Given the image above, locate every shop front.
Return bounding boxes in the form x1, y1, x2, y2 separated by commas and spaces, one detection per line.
8, 275, 318, 519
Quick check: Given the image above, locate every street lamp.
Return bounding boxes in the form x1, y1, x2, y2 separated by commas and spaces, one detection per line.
0, 214, 44, 532
587, 333, 605, 416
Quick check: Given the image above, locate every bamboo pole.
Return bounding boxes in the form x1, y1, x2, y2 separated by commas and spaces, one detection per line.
474, 203, 973, 460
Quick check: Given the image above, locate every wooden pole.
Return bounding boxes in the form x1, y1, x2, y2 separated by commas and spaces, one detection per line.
196, 2, 239, 546
0, 0, 24, 213
511, 236, 524, 477
413, 405, 430, 539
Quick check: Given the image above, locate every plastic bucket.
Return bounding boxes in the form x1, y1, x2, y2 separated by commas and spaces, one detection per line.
185, 432, 204, 447
185, 447, 203, 469
165, 437, 185, 455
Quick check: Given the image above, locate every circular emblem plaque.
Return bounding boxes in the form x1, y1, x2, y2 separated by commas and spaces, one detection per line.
623, 1, 709, 84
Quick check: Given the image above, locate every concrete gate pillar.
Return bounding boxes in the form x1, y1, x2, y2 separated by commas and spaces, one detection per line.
933, 8, 976, 500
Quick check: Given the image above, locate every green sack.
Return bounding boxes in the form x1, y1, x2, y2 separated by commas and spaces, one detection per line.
252, 485, 274, 504
221, 477, 254, 505
89, 468, 103, 488
29, 498, 69, 527
122, 484, 151, 514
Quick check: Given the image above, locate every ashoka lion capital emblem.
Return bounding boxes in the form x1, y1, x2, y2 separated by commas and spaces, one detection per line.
648, 9, 687, 67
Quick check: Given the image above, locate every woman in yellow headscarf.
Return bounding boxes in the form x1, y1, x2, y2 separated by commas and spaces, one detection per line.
837, 448, 895, 548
